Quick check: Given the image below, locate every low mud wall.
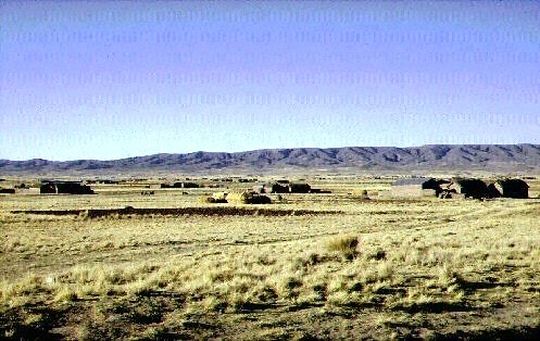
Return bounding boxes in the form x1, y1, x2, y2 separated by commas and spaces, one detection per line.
11, 206, 343, 218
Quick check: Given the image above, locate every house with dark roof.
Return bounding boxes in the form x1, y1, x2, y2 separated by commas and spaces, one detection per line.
40, 180, 94, 194
487, 179, 528, 198
445, 178, 488, 199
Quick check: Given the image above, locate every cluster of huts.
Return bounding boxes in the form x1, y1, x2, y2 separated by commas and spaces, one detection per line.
1, 177, 531, 201
200, 180, 332, 205
391, 177, 529, 199
160, 181, 200, 189
252, 180, 331, 194
40, 180, 94, 194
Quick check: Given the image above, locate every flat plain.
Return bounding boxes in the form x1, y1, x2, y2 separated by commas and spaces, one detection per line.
1, 176, 539, 340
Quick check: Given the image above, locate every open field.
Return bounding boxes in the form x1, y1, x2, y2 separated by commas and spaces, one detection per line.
1, 176, 539, 340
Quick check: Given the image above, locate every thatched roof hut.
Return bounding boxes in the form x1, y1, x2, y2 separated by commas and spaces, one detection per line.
40, 180, 94, 195
269, 183, 290, 193
486, 183, 502, 198
173, 182, 199, 188
487, 179, 528, 198
289, 183, 311, 193
446, 178, 488, 199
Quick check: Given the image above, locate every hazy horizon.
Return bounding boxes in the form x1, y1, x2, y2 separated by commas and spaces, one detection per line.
1, 1, 539, 160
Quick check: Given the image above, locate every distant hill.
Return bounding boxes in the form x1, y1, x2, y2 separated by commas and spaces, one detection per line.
1, 144, 539, 175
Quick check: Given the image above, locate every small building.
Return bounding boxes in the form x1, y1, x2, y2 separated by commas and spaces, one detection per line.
289, 183, 312, 193
254, 182, 326, 194
0, 188, 15, 194
178, 182, 199, 188
161, 182, 200, 189
171, 182, 199, 188
238, 178, 257, 183
487, 179, 528, 198
446, 178, 488, 199
390, 178, 445, 198
40, 180, 94, 194
97, 179, 119, 184
270, 182, 290, 193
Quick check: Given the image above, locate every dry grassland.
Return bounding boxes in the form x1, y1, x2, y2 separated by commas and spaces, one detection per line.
0, 177, 539, 339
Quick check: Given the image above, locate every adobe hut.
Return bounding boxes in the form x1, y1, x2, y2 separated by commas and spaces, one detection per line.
40, 180, 94, 194
486, 182, 502, 198
238, 178, 257, 183
257, 182, 326, 194
390, 178, 445, 198
289, 183, 311, 193
487, 179, 528, 198
270, 182, 290, 193
175, 182, 199, 188
97, 179, 119, 184
446, 178, 488, 199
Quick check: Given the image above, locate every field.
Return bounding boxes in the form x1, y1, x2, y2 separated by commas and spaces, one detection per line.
1, 176, 539, 340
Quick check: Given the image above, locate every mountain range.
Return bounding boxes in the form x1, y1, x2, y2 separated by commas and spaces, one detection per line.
1, 144, 539, 175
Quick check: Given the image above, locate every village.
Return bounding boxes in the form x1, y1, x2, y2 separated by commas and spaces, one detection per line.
0, 176, 532, 200
0, 175, 533, 211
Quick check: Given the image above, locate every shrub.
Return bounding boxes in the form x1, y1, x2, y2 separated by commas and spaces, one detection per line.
352, 189, 370, 200
325, 236, 360, 259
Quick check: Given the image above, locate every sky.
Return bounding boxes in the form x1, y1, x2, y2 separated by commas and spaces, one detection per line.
1, 0, 539, 161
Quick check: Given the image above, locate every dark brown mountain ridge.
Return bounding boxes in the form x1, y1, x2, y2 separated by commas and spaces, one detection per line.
1, 144, 538, 174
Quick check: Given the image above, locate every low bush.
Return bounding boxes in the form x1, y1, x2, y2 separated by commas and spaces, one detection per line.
325, 235, 360, 259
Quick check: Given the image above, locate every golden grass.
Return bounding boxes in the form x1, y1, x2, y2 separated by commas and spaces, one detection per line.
325, 235, 360, 259
0, 176, 539, 339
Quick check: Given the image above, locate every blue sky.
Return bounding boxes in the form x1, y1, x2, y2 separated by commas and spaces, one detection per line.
1, 0, 539, 161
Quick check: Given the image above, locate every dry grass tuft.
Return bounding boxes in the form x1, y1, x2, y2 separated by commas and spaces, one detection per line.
325, 235, 360, 259
351, 189, 371, 200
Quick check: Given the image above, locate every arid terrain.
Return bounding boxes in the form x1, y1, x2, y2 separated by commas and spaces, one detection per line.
1, 175, 539, 340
